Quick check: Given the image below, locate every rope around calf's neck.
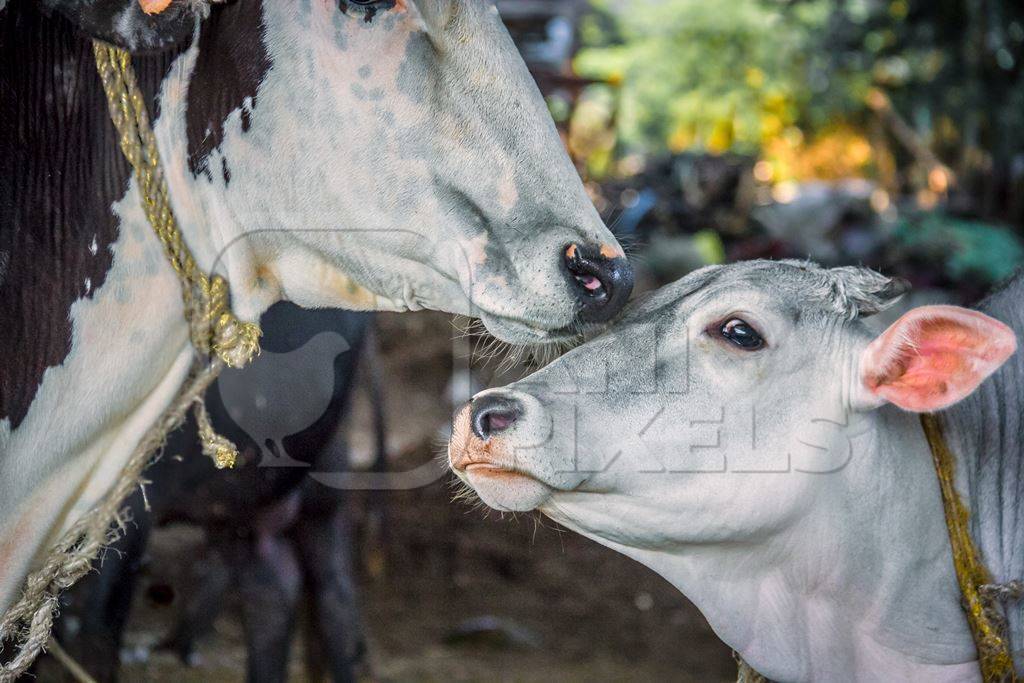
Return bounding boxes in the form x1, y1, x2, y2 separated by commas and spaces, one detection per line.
920, 413, 1019, 682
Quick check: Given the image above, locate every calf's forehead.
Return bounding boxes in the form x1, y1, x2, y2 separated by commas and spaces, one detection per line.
626, 261, 844, 325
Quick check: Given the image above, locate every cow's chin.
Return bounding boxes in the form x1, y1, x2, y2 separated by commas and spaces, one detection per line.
463, 466, 553, 512
479, 311, 580, 345
332, 271, 578, 346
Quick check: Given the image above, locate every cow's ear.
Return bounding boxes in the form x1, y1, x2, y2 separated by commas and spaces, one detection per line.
854, 305, 1016, 413
42, 0, 218, 53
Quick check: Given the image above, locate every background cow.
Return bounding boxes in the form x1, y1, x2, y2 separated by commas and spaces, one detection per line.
0, 0, 633, 624
450, 261, 1020, 681
39, 303, 381, 683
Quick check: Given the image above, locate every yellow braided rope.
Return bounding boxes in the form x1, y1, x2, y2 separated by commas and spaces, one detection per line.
92, 41, 261, 467
0, 360, 226, 681
920, 414, 1018, 682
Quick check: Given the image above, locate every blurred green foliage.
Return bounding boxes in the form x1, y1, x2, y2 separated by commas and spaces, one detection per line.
575, 0, 832, 154
893, 213, 1024, 283
576, 0, 1024, 201
829, 0, 1024, 167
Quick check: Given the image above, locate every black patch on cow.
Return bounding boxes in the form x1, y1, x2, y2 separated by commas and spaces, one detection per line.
186, 0, 270, 182
240, 104, 252, 132
41, 0, 196, 53
0, 1, 188, 429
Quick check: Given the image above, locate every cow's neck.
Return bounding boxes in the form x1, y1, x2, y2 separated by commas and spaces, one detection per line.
937, 272, 1024, 671
148, 0, 279, 323
0, 2, 193, 429
0, 2, 276, 433
0, 3, 200, 613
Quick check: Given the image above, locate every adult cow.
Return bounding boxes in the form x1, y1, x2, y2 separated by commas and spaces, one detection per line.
0, 0, 632, 637
450, 261, 1022, 681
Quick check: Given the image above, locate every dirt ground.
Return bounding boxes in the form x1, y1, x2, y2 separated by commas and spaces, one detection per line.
104, 311, 736, 682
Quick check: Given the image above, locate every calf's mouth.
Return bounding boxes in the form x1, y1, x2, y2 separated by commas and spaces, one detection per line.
447, 397, 554, 512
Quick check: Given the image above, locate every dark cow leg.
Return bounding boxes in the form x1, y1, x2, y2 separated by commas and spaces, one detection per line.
361, 323, 390, 580
36, 491, 152, 682
81, 513, 150, 681
238, 533, 303, 683
295, 503, 366, 683
161, 542, 232, 666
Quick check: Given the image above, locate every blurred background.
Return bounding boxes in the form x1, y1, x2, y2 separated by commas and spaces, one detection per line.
552, 0, 1024, 303
41, 1, 1024, 681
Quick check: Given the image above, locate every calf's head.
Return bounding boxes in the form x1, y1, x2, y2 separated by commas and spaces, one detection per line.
449, 259, 1017, 676
46, 0, 632, 343
449, 257, 1015, 549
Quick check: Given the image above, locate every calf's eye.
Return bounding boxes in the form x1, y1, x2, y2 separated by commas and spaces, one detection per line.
718, 318, 765, 350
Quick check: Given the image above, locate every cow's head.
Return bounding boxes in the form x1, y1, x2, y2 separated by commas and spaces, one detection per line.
48, 0, 633, 344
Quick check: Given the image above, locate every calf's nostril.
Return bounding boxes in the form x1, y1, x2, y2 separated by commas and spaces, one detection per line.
470, 394, 521, 441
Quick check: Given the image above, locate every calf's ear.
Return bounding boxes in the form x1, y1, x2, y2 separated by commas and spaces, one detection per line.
855, 305, 1017, 412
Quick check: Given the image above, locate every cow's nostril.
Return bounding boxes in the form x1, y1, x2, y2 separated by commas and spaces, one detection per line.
470, 394, 521, 441
565, 244, 609, 302
564, 243, 634, 324
576, 273, 603, 292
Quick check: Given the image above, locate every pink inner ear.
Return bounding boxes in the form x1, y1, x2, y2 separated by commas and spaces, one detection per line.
862, 305, 1017, 412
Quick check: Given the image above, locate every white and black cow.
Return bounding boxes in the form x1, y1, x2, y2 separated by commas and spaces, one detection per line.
0, 0, 633, 617
450, 261, 1021, 681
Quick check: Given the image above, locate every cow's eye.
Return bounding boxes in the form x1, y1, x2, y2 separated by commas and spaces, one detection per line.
341, 0, 393, 8
717, 318, 765, 350
339, 0, 395, 18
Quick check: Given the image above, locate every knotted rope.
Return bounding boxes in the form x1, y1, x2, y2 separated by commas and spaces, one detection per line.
91, 40, 261, 463
91, 42, 260, 377
982, 581, 1024, 604
0, 42, 260, 680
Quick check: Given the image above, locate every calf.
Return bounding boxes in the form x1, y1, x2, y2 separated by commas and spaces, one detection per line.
45, 302, 379, 683
449, 260, 1021, 681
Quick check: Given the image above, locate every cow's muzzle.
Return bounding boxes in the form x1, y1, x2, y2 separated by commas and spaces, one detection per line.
564, 243, 633, 324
